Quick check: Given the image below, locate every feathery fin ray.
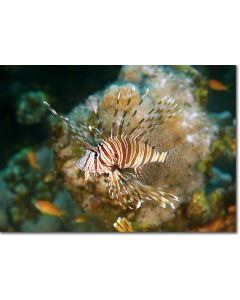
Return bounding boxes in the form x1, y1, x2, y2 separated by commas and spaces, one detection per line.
108, 169, 178, 210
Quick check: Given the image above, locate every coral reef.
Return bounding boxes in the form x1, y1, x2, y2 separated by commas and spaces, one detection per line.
17, 91, 49, 125
0, 66, 236, 232
0, 146, 95, 232
0, 179, 13, 231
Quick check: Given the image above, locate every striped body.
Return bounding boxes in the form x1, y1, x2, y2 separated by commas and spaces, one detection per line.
76, 135, 168, 178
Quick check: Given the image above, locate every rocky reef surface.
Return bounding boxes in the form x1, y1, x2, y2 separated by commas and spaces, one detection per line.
0, 66, 236, 232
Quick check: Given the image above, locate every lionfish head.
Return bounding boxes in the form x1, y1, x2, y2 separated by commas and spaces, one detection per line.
75, 147, 98, 173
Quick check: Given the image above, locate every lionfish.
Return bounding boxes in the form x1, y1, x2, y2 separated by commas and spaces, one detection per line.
44, 86, 180, 210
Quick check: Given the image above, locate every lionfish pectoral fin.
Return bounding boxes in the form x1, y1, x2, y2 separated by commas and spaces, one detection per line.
154, 190, 179, 209
105, 170, 142, 210
126, 175, 179, 209
107, 170, 178, 210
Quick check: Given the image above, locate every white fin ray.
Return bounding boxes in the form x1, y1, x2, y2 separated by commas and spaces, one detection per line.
108, 169, 178, 210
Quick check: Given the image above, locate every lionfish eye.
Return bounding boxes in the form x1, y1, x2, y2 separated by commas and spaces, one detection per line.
94, 152, 98, 158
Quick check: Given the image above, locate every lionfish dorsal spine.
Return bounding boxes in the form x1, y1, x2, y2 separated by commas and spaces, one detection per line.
117, 86, 135, 136
94, 105, 104, 138
129, 95, 180, 141
43, 101, 94, 146
120, 87, 149, 138
110, 91, 121, 138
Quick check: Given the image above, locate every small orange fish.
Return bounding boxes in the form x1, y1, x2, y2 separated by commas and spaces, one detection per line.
208, 79, 230, 92
74, 215, 87, 224
34, 201, 65, 220
192, 218, 225, 232
43, 171, 56, 183
27, 151, 40, 169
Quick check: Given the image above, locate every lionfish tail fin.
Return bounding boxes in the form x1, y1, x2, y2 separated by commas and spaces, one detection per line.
125, 174, 179, 209
107, 170, 178, 210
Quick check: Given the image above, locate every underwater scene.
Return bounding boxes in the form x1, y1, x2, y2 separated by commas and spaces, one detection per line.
0, 65, 236, 233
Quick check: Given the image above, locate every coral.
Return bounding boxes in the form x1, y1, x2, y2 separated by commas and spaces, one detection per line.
17, 91, 49, 125
0, 145, 88, 232
0, 179, 13, 231
186, 189, 211, 225
1, 147, 58, 230
21, 216, 62, 232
